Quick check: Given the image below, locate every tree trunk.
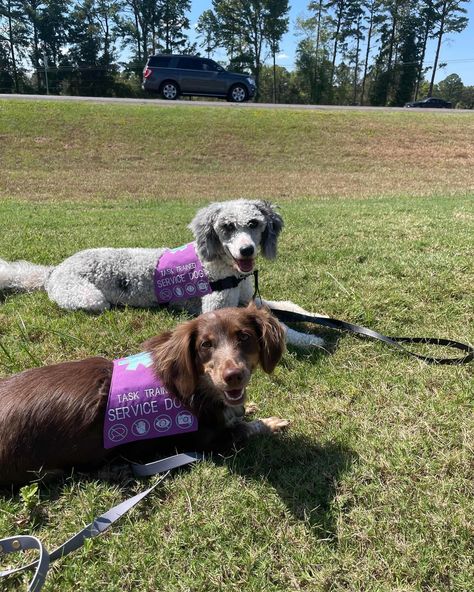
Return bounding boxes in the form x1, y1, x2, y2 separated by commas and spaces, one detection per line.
429, 0, 446, 96
272, 48, 276, 103
32, 12, 40, 92
384, 11, 398, 104
314, 0, 323, 70
415, 20, 430, 100
360, 3, 374, 105
7, 0, 19, 92
329, 13, 342, 86
352, 15, 361, 104
134, 7, 142, 62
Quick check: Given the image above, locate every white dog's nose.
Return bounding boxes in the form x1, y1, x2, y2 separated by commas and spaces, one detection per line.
240, 245, 255, 257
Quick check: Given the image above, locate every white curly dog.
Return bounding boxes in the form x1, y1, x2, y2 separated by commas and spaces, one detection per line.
0, 199, 323, 348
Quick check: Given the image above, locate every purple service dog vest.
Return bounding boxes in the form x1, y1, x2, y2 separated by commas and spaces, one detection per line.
103, 352, 198, 449
154, 242, 213, 304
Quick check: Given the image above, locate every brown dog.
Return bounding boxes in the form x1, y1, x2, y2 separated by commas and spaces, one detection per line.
0, 306, 288, 485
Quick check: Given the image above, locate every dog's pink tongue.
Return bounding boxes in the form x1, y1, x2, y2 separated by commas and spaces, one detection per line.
237, 259, 254, 273
225, 389, 245, 405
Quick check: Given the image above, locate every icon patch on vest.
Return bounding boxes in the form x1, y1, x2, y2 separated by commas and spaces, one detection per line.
103, 352, 198, 449
154, 242, 212, 304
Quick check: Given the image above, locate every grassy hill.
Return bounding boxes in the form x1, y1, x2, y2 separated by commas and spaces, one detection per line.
0, 99, 473, 591
1, 100, 473, 202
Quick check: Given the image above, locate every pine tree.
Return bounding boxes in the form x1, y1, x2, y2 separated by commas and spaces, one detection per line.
428, 0, 468, 96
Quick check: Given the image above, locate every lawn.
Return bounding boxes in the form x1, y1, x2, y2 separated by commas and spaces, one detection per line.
0, 100, 473, 591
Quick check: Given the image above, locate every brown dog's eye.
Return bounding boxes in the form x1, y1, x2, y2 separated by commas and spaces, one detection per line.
237, 332, 250, 342
201, 340, 213, 349
248, 219, 259, 229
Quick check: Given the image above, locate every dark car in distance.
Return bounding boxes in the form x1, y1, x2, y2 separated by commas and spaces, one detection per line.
142, 54, 256, 102
405, 97, 452, 109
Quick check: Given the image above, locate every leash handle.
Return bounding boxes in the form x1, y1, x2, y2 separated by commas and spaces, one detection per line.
0, 536, 49, 592
270, 309, 473, 365
0, 452, 203, 591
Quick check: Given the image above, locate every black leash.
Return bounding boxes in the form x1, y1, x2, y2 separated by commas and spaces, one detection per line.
270, 308, 473, 365
252, 268, 472, 365
0, 452, 203, 591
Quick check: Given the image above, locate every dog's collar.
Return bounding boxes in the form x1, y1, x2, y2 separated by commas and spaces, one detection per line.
210, 270, 257, 292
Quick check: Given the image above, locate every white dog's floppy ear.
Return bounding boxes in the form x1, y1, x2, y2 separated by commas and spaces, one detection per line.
255, 201, 284, 260
189, 203, 223, 262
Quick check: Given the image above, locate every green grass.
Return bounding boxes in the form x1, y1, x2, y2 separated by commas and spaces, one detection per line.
0, 100, 473, 591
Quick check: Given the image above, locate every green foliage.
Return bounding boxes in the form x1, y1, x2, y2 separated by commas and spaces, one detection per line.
19, 483, 40, 512
458, 84, 474, 109
1, 0, 472, 104
295, 25, 333, 105
196, 8, 220, 58
437, 72, 464, 105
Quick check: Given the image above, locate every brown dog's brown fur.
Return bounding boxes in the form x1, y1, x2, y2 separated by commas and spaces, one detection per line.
0, 306, 287, 486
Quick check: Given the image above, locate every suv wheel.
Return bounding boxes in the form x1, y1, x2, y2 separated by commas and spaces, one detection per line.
161, 81, 179, 100
228, 84, 248, 103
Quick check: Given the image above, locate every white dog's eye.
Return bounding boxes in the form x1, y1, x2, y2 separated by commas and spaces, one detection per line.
222, 222, 236, 232
248, 219, 259, 229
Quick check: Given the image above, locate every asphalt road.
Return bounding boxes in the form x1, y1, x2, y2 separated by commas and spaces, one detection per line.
1, 93, 472, 113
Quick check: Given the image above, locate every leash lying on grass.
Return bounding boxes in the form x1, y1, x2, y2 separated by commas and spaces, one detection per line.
251, 271, 472, 365
271, 308, 473, 365
0, 452, 203, 592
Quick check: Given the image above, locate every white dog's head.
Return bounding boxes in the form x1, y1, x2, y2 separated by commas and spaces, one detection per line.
189, 200, 284, 272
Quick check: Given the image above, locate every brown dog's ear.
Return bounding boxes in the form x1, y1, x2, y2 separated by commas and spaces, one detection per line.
143, 320, 198, 399
250, 305, 286, 373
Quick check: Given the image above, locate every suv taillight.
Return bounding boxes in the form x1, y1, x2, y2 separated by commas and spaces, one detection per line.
143, 67, 152, 79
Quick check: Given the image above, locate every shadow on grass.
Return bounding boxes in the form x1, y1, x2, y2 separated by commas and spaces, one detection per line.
223, 433, 356, 539
1, 435, 355, 545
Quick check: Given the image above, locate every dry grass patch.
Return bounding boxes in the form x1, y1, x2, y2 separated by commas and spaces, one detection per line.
1, 99, 473, 201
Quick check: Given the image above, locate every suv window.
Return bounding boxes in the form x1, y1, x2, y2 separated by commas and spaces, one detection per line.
201, 59, 220, 72
177, 57, 201, 70
148, 56, 172, 68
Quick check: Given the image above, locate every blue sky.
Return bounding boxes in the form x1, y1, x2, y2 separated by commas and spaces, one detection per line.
189, 0, 474, 86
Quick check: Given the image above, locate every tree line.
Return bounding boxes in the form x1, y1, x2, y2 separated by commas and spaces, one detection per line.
1, 0, 472, 107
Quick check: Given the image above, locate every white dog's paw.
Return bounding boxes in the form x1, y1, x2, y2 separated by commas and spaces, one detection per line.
284, 327, 325, 349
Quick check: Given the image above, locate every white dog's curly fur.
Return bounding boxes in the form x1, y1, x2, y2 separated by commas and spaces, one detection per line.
0, 199, 323, 348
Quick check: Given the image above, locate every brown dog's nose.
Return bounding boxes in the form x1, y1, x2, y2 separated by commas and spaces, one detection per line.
223, 366, 244, 387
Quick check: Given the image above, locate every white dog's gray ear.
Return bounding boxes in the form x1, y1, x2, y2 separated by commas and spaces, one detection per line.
255, 201, 284, 260
189, 203, 223, 261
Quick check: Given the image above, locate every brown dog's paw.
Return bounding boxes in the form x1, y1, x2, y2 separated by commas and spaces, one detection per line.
245, 417, 290, 437
245, 402, 259, 415
260, 416, 290, 433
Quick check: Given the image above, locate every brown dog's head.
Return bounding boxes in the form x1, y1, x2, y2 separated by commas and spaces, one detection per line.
144, 305, 285, 407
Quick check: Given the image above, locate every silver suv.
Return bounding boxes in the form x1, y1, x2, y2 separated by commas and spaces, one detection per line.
142, 54, 256, 102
